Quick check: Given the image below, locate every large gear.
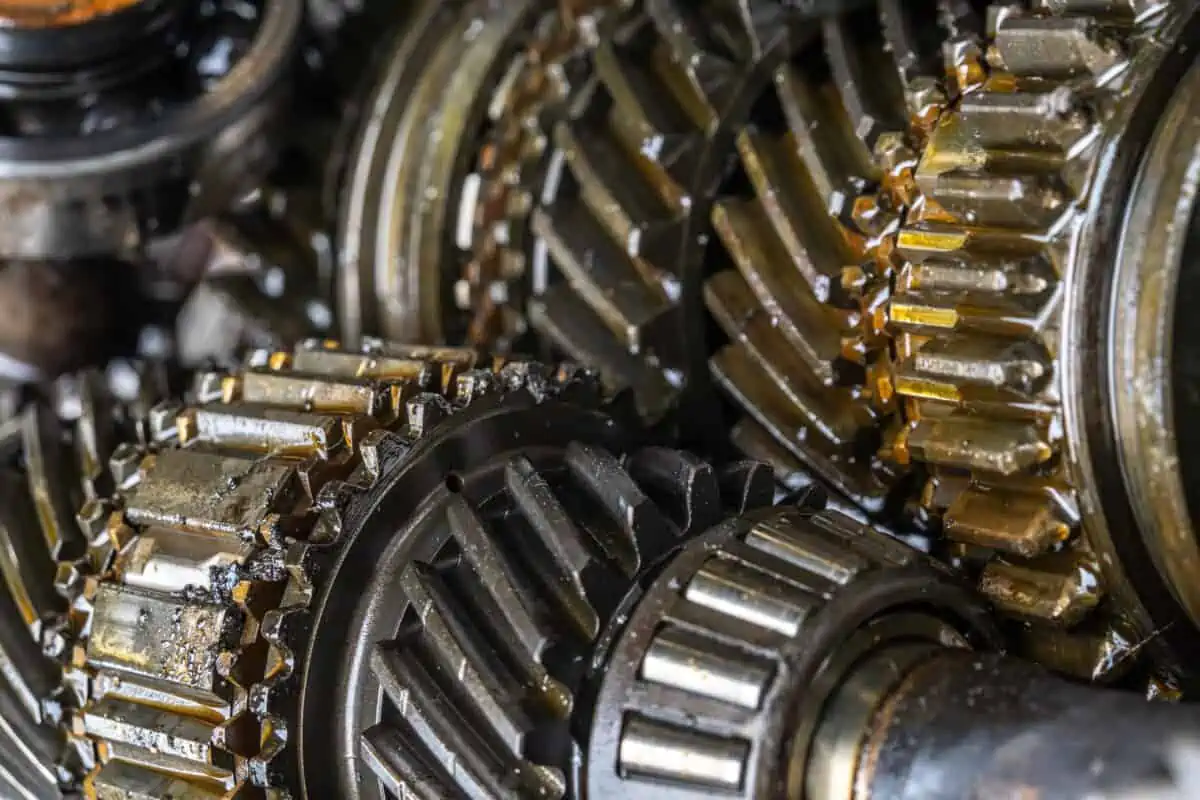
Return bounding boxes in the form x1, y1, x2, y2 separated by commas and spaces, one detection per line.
50, 339, 641, 796
519, 0, 1200, 685
296, 376, 772, 797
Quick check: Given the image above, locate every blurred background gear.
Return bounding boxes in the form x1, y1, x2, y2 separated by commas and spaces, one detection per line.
0, 359, 176, 799
0, 0, 302, 379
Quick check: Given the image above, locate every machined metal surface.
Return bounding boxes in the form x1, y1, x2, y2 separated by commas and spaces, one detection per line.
585, 502, 1000, 799
513, 0, 1200, 685
0, 0, 300, 260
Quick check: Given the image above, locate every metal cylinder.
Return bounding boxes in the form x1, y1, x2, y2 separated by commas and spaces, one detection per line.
818, 649, 1200, 800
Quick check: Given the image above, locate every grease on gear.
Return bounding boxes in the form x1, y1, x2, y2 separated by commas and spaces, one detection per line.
51, 339, 636, 796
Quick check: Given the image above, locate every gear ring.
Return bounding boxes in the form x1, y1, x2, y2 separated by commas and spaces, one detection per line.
0, 0, 300, 260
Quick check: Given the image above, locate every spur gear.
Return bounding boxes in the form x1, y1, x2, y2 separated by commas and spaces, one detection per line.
526, 0, 1200, 683
51, 339, 638, 797
297, 373, 772, 798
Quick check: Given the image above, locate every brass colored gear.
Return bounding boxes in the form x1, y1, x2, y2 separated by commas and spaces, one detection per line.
884, 0, 1179, 680
528, 0, 1200, 684
52, 340, 547, 797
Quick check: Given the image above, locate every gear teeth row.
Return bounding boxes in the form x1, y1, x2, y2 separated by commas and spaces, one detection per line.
702, 0, 990, 505
531, 0, 817, 422
529, 2, 715, 422
0, 364, 172, 798
461, 0, 623, 350
356, 445, 774, 798
54, 340, 570, 798
586, 503, 961, 798
887, 0, 1167, 677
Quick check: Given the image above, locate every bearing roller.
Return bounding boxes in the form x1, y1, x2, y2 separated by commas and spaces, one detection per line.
586, 504, 1200, 800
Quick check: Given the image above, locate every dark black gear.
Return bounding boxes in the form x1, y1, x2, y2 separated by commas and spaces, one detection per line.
297, 366, 775, 797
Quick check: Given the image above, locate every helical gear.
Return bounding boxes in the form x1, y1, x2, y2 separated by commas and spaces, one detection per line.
518, 0, 1200, 684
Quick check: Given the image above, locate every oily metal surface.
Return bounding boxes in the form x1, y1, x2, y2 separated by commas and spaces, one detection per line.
525, 0, 1189, 681
53, 340, 525, 797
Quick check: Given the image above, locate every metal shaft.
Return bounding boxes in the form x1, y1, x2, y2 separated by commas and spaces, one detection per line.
840, 651, 1200, 800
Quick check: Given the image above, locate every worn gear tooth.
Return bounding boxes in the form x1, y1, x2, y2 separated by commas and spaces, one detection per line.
952, 88, 1092, 152
992, 14, 1125, 78
643, 2, 741, 117
717, 460, 777, 514
943, 485, 1070, 557
239, 369, 400, 419
980, 552, 1103, 626
82, 698, 234, 784
919, 170, 1070, 230
444, 497, 558, 670
895, 334, 1053, 405
623, 447, 724, 533
528, 286, 675, 421
1017, 624, 1137, 682
22, 405, 85, 562
0, 472, 62, 631
775, 64, 879, 198
86, 759, 230, 800
555, 121, 681, 261
706, 272, 866, 444
123, 450, 301, 538
903, 415, 1053, 475
728, 419, 810, 491
711, 344, 887, 507
531, 204, 675, 353
366, 643, 563, 799
181, 404, 356, 460
736, 130, 861, 303
592, 35, 705, 191
504, 455, 604, 639
821, 11, 909, 148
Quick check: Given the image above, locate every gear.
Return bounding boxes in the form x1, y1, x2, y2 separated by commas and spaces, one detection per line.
523, 0, 1200, 683
0, 0, 299, 261
0, 362, 174, 798
52, 339, 638, 796
297, 376, 773, 797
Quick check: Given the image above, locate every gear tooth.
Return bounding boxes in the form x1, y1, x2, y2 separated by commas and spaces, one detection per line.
623, 447, 724, 534
718, 460, 777, 513
980, 551, 1104, 626
566, 441, 677, 567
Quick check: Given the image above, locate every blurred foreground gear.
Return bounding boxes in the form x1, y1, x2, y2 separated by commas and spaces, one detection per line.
524, 0, 1200, 685
0, 362, 175, 799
